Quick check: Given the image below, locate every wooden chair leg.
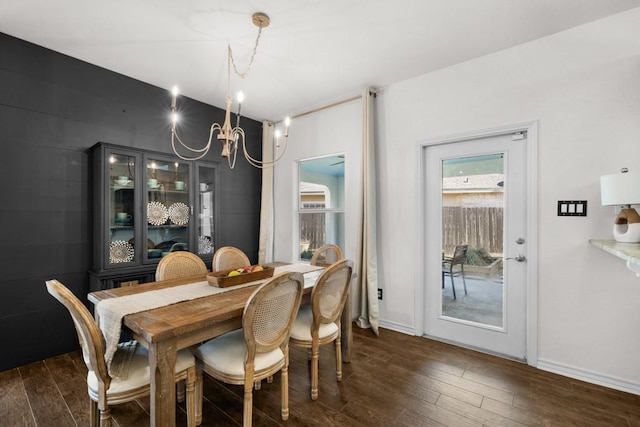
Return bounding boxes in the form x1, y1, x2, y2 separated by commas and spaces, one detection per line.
195, 368, 203, 426
311, 343, 319, 400
99, 406, 112, 427
335, 336, 343, 381
186, 367, 197, 427
177, 379, 186, 403
281, 354, 290, 420
243, 383, 253, 427
90, 400, 99, 427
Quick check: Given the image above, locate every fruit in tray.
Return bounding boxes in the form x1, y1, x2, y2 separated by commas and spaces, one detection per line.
227, 265, 265, 276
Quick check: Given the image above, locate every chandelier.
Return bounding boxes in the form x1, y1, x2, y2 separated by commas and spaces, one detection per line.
170, 12, 290, 169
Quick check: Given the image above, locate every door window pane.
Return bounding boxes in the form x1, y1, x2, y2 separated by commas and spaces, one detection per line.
441, 154, 504, 327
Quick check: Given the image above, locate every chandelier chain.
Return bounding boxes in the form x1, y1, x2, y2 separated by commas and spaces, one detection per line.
228, 24, 264, 80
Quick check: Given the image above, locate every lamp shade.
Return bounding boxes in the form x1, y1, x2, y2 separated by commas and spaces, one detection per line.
600, 171, 640, 206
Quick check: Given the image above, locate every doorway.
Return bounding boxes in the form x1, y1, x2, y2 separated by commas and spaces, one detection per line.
417, 122, 538, 363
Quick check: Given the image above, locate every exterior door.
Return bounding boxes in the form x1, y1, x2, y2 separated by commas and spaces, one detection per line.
422, 129, 529, 361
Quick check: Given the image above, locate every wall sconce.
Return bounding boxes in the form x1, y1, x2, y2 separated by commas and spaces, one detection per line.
600, 168, 640, 242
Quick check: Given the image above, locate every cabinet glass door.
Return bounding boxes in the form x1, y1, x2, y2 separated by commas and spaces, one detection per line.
196, 163, 216, 256
108, 152, 137, 265
145, 156, 191, 261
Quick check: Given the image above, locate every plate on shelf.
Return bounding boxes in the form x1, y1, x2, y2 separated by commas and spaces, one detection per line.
168, 202, 189, 226
147, 201, 168, 226
109, 240, 134, 264
198, 235, 213, 254
148, 248, 163, 259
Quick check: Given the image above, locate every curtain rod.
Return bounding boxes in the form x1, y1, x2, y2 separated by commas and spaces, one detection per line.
274, 88, 381, 123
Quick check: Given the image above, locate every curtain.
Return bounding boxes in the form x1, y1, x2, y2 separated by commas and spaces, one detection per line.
258, 121, 274, 264
355, 88, 380, 334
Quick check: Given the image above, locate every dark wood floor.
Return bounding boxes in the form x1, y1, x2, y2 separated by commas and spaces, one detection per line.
2, 326, 640, 427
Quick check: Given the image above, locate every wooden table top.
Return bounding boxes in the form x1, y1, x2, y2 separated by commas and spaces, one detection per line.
88, 273, 312, 344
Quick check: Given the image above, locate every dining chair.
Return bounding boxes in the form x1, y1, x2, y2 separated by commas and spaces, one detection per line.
192, 272, 304, 427
155, 251, 208, 281
212, 246, 251, 271
310, 244, 344, 266
45, 280, 198, 427
442, 244, 468, 299
289, 259, 353, 400
154, 250, 208, 403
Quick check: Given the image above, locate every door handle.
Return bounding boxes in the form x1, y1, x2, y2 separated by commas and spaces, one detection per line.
505, 254, 526, 262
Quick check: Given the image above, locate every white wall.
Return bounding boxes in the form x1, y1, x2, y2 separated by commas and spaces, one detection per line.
272, 99, 362, 265
274, 8, 640, 393
376, 9, 640, 391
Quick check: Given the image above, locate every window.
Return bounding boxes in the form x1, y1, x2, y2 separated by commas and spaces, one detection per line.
298, 155, 345, 261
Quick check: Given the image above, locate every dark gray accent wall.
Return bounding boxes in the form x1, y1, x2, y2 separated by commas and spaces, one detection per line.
0, 33, 263, 371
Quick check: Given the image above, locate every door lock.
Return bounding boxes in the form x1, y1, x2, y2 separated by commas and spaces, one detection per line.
516, 237, 525, 245
505, 254, 526, 262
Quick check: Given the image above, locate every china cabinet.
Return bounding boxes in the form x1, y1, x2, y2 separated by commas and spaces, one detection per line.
89, 142, 218, 291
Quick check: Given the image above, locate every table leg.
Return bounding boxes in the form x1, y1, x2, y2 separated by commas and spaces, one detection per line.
148, 340, 177, 427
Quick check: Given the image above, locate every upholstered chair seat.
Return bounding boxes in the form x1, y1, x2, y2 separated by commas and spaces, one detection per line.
86, 344, 195, 401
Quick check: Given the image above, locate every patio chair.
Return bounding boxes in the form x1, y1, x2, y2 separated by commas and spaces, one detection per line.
442, 245, 468, 299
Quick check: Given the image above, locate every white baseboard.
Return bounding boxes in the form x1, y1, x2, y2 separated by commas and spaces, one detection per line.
378, 319, 414, 335
537, 358, 640, 396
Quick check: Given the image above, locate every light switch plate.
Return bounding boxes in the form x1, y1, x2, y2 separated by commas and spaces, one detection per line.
557, 200, 587, 216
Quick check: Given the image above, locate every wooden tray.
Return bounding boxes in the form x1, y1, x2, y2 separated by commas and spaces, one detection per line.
206, 266, 275, 288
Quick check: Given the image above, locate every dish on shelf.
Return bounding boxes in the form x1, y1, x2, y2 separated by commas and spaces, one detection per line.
109, 240, 134, 264
147, 201, 168, 226
198, 235, 213, 254
148, 248, 163, 259
154, 238, 187, 252
129, 238, 155, 249
168, 202, 189, 225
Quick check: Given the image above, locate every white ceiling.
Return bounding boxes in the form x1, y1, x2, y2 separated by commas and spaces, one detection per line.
2, 1, 639, 122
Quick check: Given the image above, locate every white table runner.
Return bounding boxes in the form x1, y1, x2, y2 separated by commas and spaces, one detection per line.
97, 264, 324, 376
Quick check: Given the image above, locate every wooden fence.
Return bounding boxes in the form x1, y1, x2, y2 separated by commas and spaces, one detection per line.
442, 207, 503, 255
300, 213, 325, 252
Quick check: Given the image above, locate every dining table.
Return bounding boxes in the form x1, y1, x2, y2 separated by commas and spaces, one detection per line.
87, 263, 352, 427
